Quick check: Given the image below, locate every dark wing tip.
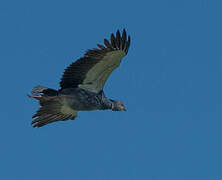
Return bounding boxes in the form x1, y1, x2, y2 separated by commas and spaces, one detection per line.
116, 29, 121, 37
110, 33, 116, 48
115, 30, 121, 48
121, 29, 127, 50
105, 29, 130, 54
104, 39, 112, 49
125, 35, 131, 54
97, 44, 105, 49
122, 29, 127, 41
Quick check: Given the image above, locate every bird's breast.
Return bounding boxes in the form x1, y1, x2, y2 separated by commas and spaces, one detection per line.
60, 88, 103, 111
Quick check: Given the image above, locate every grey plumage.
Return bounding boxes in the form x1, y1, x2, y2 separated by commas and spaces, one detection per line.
59, 88, 113, 111
29, 29, 130, 127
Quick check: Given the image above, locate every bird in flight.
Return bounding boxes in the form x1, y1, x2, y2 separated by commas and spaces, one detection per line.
28, 29, 131, 127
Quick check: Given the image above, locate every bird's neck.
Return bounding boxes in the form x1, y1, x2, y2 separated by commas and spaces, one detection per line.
100, 99, 113, 110
99, 91, 113, 110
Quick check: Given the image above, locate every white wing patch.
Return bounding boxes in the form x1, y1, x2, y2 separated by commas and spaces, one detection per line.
79, 50, 126, 93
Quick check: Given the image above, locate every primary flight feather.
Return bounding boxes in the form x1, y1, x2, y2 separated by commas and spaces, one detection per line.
29, 29, 131, 127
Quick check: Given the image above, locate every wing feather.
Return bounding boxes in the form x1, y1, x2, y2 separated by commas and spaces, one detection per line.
115, 30, 121, 48
121, 29, 126, 49
110, 33, 116, 48
104, 39, 113, 49
60, 29, 131, 93
97, 44, 105, 49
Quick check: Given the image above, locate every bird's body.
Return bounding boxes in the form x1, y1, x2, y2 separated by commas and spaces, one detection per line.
29, 29, 130, 127
59, 88, 112, 111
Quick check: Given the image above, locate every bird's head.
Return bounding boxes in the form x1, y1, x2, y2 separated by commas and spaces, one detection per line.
111, 100, 126, 111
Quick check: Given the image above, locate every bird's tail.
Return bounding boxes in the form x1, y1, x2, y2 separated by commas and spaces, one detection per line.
28, 85, 77, 128
28, 85, 59, 105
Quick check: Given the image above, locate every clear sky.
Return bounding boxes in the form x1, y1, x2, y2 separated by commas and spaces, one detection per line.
1, 0, 222, 179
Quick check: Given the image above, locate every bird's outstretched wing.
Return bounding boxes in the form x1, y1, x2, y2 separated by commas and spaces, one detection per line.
60, 29, 131, 93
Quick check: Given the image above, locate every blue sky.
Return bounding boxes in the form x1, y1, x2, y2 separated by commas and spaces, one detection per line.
1, 0, 222, 179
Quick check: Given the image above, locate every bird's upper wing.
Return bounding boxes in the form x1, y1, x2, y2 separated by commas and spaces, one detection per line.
60, 29, 131, 93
